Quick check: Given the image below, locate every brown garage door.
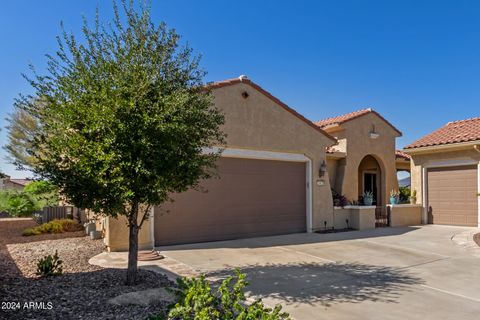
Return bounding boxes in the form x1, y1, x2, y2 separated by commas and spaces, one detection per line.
154, 157, 306, 246
427, 165, 478, 226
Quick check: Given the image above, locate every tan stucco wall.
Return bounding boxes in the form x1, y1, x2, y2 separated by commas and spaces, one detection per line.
333, 206, 376, 230
327, 158, 338, 188
104, 215, 153, 252
333, 207, 350, 229
325, 113, 400, 206
409, 146, 480, 205
210, 83, 335, 231
388, 204, 422, 227
396, 159, 411, 171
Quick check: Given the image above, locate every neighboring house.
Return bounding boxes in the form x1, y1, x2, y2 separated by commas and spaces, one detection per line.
404, 117, 480, 227
104, 77, 413, 251
317, 108, 407, 207
0, 175, 32, 191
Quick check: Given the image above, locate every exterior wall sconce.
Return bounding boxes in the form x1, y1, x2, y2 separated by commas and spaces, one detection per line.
319, 160, 327, 177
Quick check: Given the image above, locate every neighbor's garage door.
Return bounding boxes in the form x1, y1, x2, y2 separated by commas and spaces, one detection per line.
154, 157, 306, 246
427, 165, 478, 226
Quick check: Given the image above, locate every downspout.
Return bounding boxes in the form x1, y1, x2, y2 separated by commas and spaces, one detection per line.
474, 145, 480, 153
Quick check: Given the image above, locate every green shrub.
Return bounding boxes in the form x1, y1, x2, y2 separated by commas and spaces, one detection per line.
23, 181, 60, 207
163, 270, 290, 320
23, 228, 42, 236
398, 187, 410, 203
0, 181, 60, 217
23, 219, 83, 236
36, 250, 63, 277
0, 190, 38, 217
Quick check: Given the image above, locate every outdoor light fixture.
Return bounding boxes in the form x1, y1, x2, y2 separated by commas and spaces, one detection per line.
319, 160, 327, 177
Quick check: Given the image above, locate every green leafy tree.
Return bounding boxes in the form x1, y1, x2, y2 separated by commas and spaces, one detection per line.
24, 180, 59, 207
0, 190, 37, 217
16, 1, 225, 284
4, 101, 42, 170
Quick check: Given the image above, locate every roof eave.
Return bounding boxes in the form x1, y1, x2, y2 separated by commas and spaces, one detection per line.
403, 140, 480, 154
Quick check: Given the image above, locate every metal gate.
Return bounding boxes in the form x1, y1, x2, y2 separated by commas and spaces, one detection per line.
375, 206, 389, 227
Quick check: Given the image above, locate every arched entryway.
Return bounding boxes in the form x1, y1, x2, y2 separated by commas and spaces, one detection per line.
358, 155, 388, 227
358, 155, 383, 205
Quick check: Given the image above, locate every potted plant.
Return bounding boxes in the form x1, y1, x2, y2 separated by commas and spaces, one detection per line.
389, 190, 399, 205
363, 191, 374, 206
410, 190, 417, 204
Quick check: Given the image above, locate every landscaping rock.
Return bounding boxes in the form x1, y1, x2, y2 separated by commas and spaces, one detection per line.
109, 287, 176, 306
0, 219, 175, 320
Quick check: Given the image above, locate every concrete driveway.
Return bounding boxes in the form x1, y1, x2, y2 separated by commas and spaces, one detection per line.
155, 225, 480, 320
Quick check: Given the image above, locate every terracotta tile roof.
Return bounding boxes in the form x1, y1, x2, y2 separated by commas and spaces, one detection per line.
315, 108, 402, 136
207, 76, 336, 143
316, 108, 372, 127
395, 150, 411, 160
404, 117, 480, 149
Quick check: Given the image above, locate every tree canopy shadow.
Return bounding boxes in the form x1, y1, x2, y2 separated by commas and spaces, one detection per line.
207, 262, 424, 307
157, 227, 421, 251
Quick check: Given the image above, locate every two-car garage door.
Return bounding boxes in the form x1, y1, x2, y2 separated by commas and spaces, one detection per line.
427, 165, 478, 227
154, 157, 307, 246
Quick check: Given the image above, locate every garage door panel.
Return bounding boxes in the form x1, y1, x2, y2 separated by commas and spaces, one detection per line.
155, 157, 307, 246
427, 165, 478, 227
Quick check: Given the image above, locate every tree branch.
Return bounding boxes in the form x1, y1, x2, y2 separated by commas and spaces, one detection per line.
138, 204, 151, 229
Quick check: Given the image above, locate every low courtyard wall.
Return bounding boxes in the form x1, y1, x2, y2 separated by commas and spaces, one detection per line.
388, 204, 422, 227
333, 206, 376, 230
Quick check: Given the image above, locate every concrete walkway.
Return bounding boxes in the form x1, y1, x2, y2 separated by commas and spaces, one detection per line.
90, 225, 480, 320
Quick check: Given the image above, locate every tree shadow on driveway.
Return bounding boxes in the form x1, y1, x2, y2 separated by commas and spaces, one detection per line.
207, 262, 424, 306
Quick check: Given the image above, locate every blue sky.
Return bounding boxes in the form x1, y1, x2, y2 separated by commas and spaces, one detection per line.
1, 0, 479, 178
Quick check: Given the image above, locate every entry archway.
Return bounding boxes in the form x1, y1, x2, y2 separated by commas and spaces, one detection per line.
358, 155, 388, 227
358, 155, 383, 205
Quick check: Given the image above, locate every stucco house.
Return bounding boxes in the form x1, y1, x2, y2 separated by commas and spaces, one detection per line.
0, 175, 32, 191
103, 76, 416, 251
404, 117, 480, 227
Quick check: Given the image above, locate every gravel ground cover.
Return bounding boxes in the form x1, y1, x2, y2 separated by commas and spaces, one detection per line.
0, 218, 174, 320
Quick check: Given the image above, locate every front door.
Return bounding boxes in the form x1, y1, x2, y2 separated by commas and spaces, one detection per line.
363, 172, 377, 205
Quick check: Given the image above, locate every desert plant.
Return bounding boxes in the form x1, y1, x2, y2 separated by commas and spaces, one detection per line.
23, 228, 42, 236
331, 189, 348, 207
36, 250, 63, 277
166, 270, 290, 320
23, 219, 83, 236
362, 191, 374, 206
363, 191, 373, 198
389, 189, 399, 198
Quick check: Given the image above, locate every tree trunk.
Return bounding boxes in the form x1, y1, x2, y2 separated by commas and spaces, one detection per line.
126, 202, 139, 285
